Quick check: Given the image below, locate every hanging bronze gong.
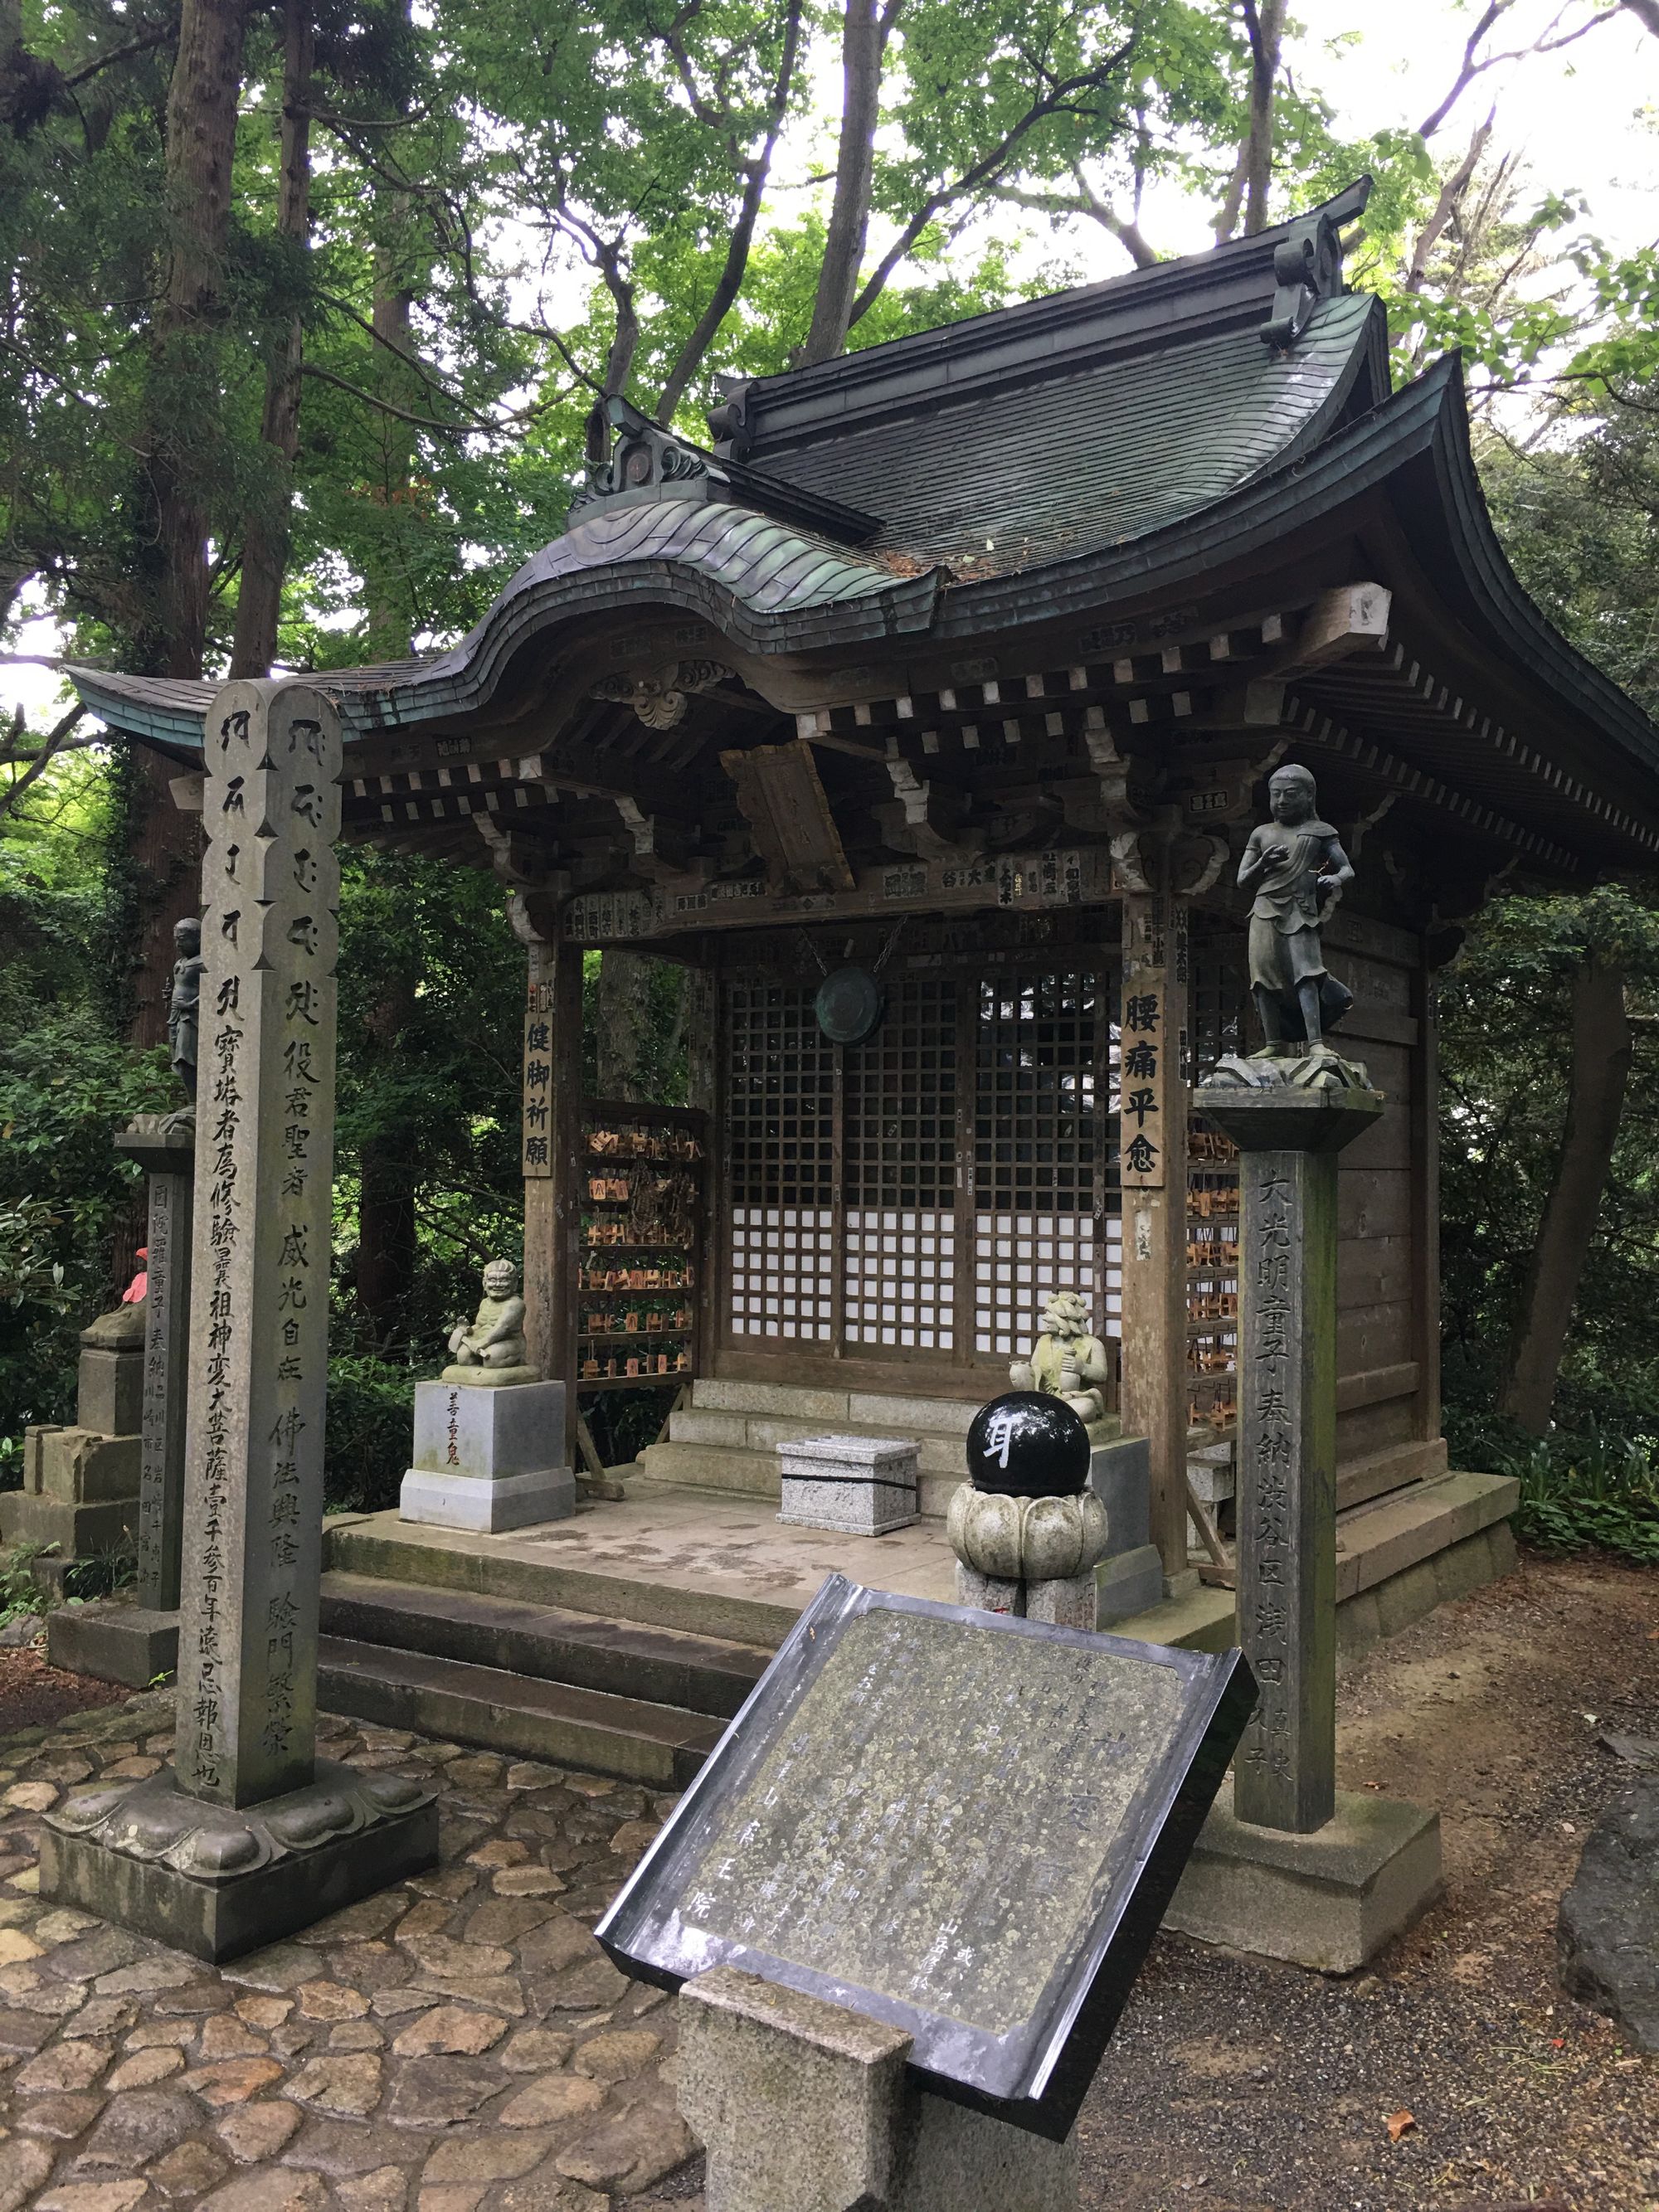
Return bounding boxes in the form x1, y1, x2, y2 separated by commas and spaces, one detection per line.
815, 965, 885, 1045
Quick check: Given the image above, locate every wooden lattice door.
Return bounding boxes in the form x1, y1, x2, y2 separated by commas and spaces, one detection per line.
720, 955, 1119, 1381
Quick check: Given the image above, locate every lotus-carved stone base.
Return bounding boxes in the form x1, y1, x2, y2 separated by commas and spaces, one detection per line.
39, 1757, 439, 1962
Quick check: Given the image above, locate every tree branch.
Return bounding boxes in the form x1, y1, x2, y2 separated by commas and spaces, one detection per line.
848, 41, 1136, 333
654, 0, 805, 422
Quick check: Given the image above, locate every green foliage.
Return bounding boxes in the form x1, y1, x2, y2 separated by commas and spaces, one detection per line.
1445, 1409, 1659, 1566
333, 846, 526, 1354
0, 746, 173, 1452
1438, 885, 1659, 1430
0, 1541, 58, 1626
323, 1354, 419, 1514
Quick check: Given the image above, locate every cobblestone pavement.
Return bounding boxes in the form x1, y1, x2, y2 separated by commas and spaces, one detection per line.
0, 1695, 706, 2212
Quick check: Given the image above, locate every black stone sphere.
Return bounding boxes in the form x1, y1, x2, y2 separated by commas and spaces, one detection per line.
966, 1392, 1091, 1497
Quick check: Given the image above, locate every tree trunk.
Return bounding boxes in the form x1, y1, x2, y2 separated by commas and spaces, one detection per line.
142, 0, 250, 678
1496, 954, 1632, 1432
362, 0, 419, 663
362, 198, 418, 660
1213, 0, 1285, 241
798, 0, 891, 367
230, 0, 313, 678
353, 964, 419, 1345
596, 950, 649, 1101
355, 1140, 417, 1348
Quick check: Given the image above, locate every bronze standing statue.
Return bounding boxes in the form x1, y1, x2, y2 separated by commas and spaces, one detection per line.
1206, 764, 1372, 1094
1238, 765, 1354, 1051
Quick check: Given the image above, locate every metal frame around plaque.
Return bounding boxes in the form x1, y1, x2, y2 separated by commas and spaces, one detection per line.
597, 1575, 1254, 2140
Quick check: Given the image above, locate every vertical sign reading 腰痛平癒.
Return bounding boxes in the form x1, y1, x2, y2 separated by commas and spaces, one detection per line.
1118, 896, 1188, 1191
174, 683, 342, 1809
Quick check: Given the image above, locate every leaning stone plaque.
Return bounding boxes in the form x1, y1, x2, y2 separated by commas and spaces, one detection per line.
598, 1574, 1253, 2140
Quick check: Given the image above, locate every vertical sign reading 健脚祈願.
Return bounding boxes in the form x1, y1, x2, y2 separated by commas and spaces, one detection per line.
176, 682, 343, 1808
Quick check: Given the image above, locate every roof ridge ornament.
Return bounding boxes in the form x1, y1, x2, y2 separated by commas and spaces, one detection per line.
1260, 175, 1372, 353
574, 395, 713, 517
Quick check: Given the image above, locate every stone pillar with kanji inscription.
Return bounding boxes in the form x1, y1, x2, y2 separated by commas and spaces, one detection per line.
1167, 1057, 1443, 1971
40, 681, 437, 1963
512, 896, 582, 1463
1116, 864, 1191, 1589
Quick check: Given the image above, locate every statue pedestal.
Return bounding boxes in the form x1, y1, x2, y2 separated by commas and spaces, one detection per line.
401, 1378, 575, 1533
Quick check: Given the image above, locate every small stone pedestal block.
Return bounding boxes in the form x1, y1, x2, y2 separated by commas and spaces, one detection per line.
50, 1115, 196, 1688
678, 1966, 1078, 2212
401, 1378, 576, 1533
4, 1305, 146, 1589
1088, 1433, 1163, 1626
1165, 1776, 1443, 1974
778, 1435, 920, 1534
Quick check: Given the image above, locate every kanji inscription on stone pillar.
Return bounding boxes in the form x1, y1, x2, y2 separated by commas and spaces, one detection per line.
175, 680, 342, 1809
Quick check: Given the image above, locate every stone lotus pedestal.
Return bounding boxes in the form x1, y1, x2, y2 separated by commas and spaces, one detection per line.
778, 1434, 920, 1534
947, 1394, 1110, 1631
400, 1376, 576, 1533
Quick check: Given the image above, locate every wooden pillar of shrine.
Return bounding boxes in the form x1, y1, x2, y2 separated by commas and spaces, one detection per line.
517, 903, 582, 1461
1117, 858, 1192, 1587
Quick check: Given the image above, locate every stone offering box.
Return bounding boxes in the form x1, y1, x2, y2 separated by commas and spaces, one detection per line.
777, 1434, 920, 1534
401, 1378, 575, 1534
598, 1574, 1254, 2140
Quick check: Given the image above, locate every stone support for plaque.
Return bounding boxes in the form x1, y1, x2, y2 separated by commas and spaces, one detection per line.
680, 1967, 1079, 2212
778, 1434, 920, 1535
40, 679, 437, 1961
1165, 1056, 1443, 1967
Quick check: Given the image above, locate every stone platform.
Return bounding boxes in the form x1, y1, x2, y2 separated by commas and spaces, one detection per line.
61, 1460, 1521, 1783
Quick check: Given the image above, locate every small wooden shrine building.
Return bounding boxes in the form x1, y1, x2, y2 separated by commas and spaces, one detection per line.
72, 177, 1659, 1591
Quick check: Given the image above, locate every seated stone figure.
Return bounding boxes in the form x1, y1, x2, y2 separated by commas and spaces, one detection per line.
1010, 1290, 1112, 1430
442, 1260, 540, 1388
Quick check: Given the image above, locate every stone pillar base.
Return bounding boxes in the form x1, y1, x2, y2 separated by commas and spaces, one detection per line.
1164, 1775, 1443, 1973
679, 1966, 1078, 2212
399, 1464, 575, 1532
39, 1759, 438, 1964
47, 1600, 178, 1689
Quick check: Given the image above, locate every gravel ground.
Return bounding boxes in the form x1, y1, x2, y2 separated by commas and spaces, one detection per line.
1078, 1550, 1659, 2212
0, 1549, 1647, 2211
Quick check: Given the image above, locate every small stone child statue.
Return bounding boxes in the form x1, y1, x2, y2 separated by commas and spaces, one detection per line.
443, 1259, 538, 1387
166, 916, 203, 1098
1237, 764, 1355, 1053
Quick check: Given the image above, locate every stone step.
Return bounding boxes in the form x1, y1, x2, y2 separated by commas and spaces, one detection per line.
634, 1439, 959, 1518
689, 1380, 984, 1437
669, 1407, 971, 1476
315, 1636, 725, 1789
318, 1573, 770, 1720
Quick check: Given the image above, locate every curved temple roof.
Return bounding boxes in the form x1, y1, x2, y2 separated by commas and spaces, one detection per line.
64, 178, 1659, 875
